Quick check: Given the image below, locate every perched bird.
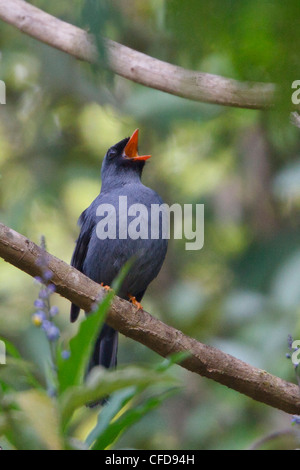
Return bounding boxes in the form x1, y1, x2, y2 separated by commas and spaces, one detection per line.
70, 129, 168, 381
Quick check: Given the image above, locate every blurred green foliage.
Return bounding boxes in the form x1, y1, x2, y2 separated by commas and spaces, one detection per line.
0, 297, 178, 450
1, 0, 300, 450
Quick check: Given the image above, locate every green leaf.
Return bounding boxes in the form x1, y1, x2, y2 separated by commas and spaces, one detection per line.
91, 389, 177, 450
85, 386, 136, 447
59, 366, 176, 429
0, 337, 21, 359
0, 356, 41, 390
0, 414, 8, 435
85, 350, 186, 448
56, 261, 132, 395
13, 389, 63, 450
57, 290, 114, 394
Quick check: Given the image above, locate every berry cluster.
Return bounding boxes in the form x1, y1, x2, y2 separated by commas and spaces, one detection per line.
32, 255, 60, 342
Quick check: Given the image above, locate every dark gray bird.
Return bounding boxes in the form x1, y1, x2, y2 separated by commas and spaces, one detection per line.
70, 129, 167, 380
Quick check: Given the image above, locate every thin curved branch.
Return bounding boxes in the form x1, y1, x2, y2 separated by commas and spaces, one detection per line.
0, 222, 299, 415
0, 0, 275, 110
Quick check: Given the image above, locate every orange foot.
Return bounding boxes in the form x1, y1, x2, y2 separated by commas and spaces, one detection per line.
128, 294, 143, 310
101, 282, 112, 292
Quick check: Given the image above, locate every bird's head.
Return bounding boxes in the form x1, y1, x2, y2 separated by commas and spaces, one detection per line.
101, 129, 151, 188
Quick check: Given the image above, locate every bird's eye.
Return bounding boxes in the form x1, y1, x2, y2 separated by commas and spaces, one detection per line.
107, 148, 117, 159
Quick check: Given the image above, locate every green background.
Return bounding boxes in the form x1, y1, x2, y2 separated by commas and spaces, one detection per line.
1, 0, 300, 449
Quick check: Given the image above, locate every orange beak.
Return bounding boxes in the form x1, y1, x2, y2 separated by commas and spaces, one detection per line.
123, 129, 151, 161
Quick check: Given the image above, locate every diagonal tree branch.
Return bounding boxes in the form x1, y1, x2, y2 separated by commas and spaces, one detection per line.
0, 0, 276, 110
0, 222, 299, 415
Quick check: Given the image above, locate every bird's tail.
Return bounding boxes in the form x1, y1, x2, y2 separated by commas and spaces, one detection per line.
89, 323, 118, 371
87, 323, 118, 407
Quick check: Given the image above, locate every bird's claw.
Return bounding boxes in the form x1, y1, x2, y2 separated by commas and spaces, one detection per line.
128, 295, 143, 310
101, 282, 112, 292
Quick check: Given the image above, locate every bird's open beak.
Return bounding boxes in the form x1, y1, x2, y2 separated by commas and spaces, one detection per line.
123, 129, 151, 161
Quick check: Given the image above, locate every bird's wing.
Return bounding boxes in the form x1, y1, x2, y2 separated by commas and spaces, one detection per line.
70, 208, 95, 322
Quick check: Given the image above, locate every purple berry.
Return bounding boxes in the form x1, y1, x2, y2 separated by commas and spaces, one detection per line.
43, 270, 53, 281
39, 289, 49, 300
46, 324, 60, 342
61, 350, 71, 360
49, 306, 59, 317
34, 299, 44, 309
47, 284, 56, 294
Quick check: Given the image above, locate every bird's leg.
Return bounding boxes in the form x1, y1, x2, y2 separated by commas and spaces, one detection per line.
101, 282, 112, 292
128, 294, 143, 310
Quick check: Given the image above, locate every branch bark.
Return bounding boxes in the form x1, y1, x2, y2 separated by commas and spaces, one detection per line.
0, 0, 276, 110
0, 222, 299, 415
